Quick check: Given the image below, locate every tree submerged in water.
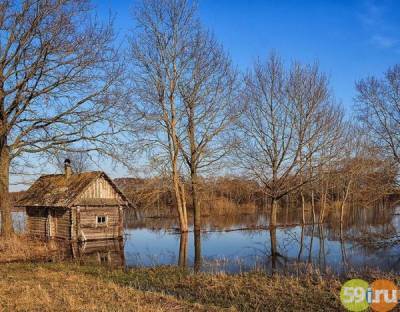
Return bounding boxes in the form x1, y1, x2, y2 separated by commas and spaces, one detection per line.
235, 53, 344, 227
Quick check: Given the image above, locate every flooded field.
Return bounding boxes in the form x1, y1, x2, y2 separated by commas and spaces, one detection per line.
11, 203, 400, 274
124, 204, 400, 274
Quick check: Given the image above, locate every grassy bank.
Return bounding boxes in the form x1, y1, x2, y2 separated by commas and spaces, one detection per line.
74, 265, 343, 311
1, 262, 397, 311
0, 263, 216, 311
0, 262, 350, 311
1, 237, 397, 311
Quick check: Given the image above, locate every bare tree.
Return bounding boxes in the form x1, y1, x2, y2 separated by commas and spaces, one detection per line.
127, 0, 201, 232
293, 61, 345, 224
355, 64, 400, 165
236, 54, 343, 227
333, 126, 395, 228
128, 0, 237, 232
178, 30, 237, 232
0, 0, 121, 236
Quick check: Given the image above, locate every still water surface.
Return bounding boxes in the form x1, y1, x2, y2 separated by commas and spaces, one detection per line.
123, 204, 400, 274
12, 204, 400, 274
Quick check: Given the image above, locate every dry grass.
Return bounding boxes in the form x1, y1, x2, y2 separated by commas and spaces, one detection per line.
98, 268, 341, 311
0, 235, 53, 263
201, 198, 257, 216
75, 265, 399, 311
1, 262, 397, 311
0, 264, 219, 312
57, 265, 345, 311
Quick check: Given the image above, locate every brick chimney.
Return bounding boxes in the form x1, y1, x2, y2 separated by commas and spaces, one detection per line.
64, 159, 72, 179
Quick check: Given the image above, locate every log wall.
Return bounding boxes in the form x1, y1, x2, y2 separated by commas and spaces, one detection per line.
27, 207, 72, 239
26, 208, 47, 237
76, 206, 122, 240
53, 208, 71, 239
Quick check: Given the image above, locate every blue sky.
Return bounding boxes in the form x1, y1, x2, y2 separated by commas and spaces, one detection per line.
95, 0, 400, 114
11, 0, 400, 190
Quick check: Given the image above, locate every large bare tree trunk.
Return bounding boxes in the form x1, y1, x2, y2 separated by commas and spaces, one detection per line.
178, 232, 188, 267
0, 138, 13, 237
172, 165, 188, 232
191, 169, 200, 232
170, 104, 188, 232
179, 181, 188, 229
186, 98, 200, 232
270, 198, 277, 227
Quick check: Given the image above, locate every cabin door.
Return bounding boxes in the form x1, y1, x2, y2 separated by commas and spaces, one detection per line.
46, 209, 56, 238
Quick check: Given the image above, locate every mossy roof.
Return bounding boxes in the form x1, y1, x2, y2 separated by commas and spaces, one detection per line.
17, 171, 132, 208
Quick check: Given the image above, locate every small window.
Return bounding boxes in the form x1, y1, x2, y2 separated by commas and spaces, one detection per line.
97, 216, 107, 225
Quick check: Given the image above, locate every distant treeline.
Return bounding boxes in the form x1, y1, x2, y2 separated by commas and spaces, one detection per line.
115, 154, 397, 218
116, 176, 260, 217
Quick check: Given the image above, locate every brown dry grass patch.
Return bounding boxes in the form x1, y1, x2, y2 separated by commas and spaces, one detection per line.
0, 264, 215, 312
2, 262, 396, 311
83, 266, 343, 311
0, 235, 52, 263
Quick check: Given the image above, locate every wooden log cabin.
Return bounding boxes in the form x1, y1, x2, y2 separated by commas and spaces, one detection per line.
17, 159, 132, 241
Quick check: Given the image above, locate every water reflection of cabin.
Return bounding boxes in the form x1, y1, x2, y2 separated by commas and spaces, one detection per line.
16, 160, 131, 241
71, 239, 125, 267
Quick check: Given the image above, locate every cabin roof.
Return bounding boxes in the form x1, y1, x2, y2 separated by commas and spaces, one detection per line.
17, 171, 132, 208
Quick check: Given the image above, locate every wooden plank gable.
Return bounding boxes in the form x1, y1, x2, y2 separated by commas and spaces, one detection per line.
79, 176, 122, 200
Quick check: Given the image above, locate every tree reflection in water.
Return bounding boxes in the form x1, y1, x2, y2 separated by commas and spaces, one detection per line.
178, 232, 188, 268
125, 202, 400, 274
13, 201, 400, 273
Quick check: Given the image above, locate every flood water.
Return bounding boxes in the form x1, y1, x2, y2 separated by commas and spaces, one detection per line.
123, 204, 400, 274
12, 203, 400, 274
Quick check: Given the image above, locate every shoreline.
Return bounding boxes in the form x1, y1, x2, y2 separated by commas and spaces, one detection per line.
2, 262, 398, 311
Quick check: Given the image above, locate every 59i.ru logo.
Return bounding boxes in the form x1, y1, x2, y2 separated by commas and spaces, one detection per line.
340, 278, 399, 312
